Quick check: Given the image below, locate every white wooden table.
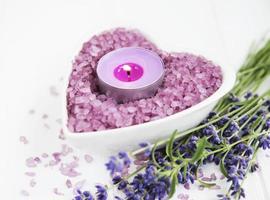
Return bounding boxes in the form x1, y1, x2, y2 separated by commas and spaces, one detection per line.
1, 0, 270, 199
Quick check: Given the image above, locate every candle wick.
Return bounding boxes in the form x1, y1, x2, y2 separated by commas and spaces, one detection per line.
127, 71, 131, 81
123, 64, 132, 81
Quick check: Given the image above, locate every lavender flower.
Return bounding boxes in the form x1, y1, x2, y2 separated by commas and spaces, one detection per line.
95, 185, 108, 200
228, 93, 240, 102
217, 116, 230, 127
105, 152, 131, 176
105, 156, 122, 176
217, 194, 231, 200
223, 121, 239, 137
207, 111, 217, 120
186, 136, 198, 150
74, 189, 94, 200
264, 118, 270, 130
118, 152, 131, 167
258, 136, 270, 149
263, 99, 270, 106
250, 163, 259, 172
238, 115, 249, 126
111, 163, 170, 200
202, 125, 217, 136
244, 91, 253, 99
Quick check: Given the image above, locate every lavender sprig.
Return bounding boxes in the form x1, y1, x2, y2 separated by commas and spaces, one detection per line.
111, 93, 270, 200
73, 39, 270, 200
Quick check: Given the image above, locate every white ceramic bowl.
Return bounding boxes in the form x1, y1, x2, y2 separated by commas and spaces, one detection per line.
63, 63, 236, 154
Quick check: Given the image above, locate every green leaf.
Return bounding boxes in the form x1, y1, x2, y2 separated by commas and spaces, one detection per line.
198, 179, 216, 188
176, 150, 184, 160
220, 152, 229, 177
166, 130, 178, 163
168, 171, 178, 198
151, 142, 162, 169
191, 137, 210, 163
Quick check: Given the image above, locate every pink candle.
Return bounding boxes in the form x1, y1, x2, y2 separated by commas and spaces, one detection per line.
96, 47, 164, 103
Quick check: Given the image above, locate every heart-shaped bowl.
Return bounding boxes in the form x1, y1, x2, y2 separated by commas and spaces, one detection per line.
63, 60, 235, 155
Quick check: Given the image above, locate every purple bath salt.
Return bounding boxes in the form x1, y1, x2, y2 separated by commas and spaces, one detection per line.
67, 28, 222, 132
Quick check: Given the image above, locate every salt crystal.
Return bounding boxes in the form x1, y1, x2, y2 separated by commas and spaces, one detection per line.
84, 154, 93, 163
29, 109, 35, 114
210, 173, 217, 181
25, 172, 36, 177
53, 188, 64, 196
184, 183, 190, 190
44, 123, 50, 129
92, 99, 102, 107
30, 179, 36, 187
21, 190, 30, 196
59, 161, 81, 177
198, 185, 204, 191
166, 108, 174, 115
80, 87, 91, 93
19, 136, 29, 144
66, 179, 72, 188
201, 177, 212, 182
58, 128, 66, 140
75, 96, 88, 104
42, 114, 48, 119
61, 144, 73, 156
52, 152, 61, 162
49, 86, 59, 96
127, 106, 137, 113
56, 118, 62, 124
41, 153, 49, 158
171, 101, 180, 108
26, 157, 37, 168
34, 157, 41, 163
220, 175, 225, 180
209, 185, 221, 190
133, 160, 146, 166
178, 193, 189, 200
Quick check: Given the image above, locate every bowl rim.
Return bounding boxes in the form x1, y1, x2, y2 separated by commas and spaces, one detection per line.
63, 59, 236, 139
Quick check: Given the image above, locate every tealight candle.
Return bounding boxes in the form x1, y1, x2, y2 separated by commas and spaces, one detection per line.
96, 47, 164, 103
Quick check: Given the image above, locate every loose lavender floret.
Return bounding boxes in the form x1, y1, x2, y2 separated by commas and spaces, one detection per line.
105, 151, 131, 176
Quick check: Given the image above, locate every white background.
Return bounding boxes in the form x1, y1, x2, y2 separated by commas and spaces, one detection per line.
1, 0, 270, 199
